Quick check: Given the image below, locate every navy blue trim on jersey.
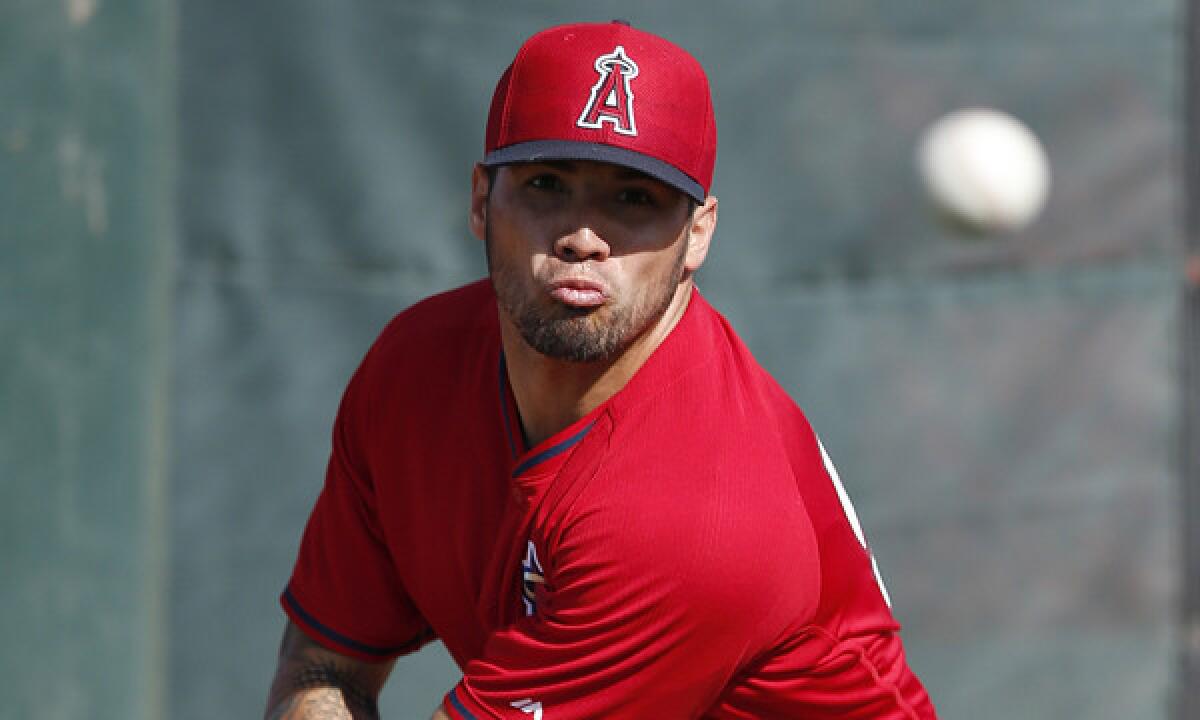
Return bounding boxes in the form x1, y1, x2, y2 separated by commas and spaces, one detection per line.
447, 688, 478, 719
512, 419, 596, 477
282, 588, 416, 657
498, 354, 519, 459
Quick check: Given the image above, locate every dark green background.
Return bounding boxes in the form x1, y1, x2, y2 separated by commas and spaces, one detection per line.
2, 1, 1182, 718
1, 0, 173, 718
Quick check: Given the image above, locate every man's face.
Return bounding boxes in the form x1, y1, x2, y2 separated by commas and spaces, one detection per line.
475, 160, 699, 363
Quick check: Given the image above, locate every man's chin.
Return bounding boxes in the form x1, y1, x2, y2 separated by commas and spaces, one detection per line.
520, 321, 624, 364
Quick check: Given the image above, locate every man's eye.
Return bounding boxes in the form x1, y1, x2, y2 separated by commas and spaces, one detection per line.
618, 188, 654, 206
528, 174, 564, 191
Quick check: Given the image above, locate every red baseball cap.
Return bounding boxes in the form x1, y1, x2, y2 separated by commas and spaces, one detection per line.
483, 21, 717, 204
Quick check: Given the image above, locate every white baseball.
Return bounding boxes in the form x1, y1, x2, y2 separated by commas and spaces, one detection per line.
916, 107, 1050, 234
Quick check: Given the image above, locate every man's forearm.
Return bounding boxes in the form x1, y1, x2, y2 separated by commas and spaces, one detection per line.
265, 659, 384, 719
267, 687, 378, 720
265, 622, 393, 720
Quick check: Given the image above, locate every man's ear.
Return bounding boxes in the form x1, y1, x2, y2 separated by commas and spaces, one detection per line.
469, 163, 491, 242
684, 195, 718, 274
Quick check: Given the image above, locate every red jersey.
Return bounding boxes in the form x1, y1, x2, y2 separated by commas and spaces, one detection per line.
283, 279, 935, 719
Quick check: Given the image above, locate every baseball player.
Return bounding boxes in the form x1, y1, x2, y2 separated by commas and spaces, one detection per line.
265, 21, 937, 720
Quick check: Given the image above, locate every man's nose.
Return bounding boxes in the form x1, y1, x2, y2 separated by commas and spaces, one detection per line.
554, 225, 610, 263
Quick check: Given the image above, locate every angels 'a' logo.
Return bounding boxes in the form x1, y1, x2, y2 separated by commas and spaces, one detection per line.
576, 45, 639, 136
520, 540, 545, 616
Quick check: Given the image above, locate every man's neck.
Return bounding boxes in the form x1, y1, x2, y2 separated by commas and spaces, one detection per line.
501, 282, 694, 448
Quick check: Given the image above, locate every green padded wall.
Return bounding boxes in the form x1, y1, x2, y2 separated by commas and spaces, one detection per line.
0, 1, 175, 718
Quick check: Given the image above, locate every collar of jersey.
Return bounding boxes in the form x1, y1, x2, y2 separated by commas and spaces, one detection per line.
499, 353, 600, 480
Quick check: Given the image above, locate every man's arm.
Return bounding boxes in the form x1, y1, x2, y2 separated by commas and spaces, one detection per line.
265, 621, 396, 720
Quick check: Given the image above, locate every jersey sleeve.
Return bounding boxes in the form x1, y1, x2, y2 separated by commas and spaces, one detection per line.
442, 473, 821, 719
281, 344, 433, 662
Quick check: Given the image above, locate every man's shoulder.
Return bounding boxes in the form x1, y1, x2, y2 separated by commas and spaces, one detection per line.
347, 278, 498, 404
611, 291, 817, 470
380, 278, 494, 337
369, 278, 496, 358
569, 396, 818, 559
552, 413, 821, 624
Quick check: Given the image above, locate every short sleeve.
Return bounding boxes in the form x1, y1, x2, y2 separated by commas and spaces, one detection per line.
441, 473, 820, 719
281, 348, 433, 662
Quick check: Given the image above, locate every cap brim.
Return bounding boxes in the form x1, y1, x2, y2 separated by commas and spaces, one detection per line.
483, 140, 705, 204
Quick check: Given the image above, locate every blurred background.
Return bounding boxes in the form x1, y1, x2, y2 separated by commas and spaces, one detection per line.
2, 1, 1193, 718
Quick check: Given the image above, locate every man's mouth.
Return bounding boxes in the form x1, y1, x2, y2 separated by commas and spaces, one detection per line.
548, 278, 609, 308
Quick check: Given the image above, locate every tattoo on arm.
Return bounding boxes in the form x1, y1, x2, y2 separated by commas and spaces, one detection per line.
265, 622, 394, 720
266, 687, 366, 720
266, 662, 381, 719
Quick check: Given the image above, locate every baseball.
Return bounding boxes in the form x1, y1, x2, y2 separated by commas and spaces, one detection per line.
916, 107, 1050, 234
